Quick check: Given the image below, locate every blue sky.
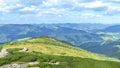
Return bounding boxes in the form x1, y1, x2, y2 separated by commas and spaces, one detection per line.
0, 0, 120, 24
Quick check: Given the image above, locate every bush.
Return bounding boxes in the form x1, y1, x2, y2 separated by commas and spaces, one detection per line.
0, 46, 3, 51
7, 48, 22, 54
19, 55, 37, 62
0, 53, 24, 66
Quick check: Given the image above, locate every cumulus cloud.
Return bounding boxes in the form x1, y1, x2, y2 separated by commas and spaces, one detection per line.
42, 0, 75, 8
104, 6, 120, 15
19, 5, 37, 12
0, 0, 119, 15
78, 1, 109, 8
75, 0, 96, 3
81, 13, 103, 18
1, 0, 120, 24
0, 0, 21, 13
102, 0, 120, 3
0, 0, 4, 4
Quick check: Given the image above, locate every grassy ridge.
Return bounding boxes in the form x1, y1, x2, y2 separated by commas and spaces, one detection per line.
3, 36, 118, 61
0, 36, 120, 68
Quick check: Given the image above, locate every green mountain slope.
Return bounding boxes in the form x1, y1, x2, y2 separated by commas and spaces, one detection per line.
80, 37, 120, 59
0, 36, 120, 68
2, 36, 116, 60
79, 32, 120, 58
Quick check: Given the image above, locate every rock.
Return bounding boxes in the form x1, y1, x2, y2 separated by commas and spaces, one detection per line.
48, 62, 60, 65
0, 49, 10, 58
23, 47, 29, 51
19, 47, 30, 52
28, 62, 39, 65
0, 64, 26, 68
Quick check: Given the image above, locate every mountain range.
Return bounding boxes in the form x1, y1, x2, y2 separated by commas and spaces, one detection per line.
0, 23, 120, 68
0, 24, 102, 44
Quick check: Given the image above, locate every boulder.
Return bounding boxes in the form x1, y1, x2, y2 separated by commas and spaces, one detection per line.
0, 49, 10, 58
48, 62, 60, 65
19, 47, 30, 52
28, 62, 39, 65
0, 64, 26, 68
23, 47, 29, 51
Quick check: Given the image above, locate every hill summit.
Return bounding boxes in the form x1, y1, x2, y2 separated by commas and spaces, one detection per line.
0, 36, 120, 68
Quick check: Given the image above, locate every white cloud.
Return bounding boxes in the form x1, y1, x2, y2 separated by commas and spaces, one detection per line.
76, 0, 111, 8
19, 5, 37, 11
1, 0, 120, 18
50, 8, 66, 14
104, 5, 120, 15
0, 4, 23, 13
0, 0, 112, 14
0, 0, 22, 13
0, 4, 10, 13
42, 0, 61, 7
37, 7, 66, 17
81, 13, 102, 18
108, 6, 120, 11
0, 0, 4, 4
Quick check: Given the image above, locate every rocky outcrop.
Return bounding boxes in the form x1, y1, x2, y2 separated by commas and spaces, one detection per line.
19, 47, 30, 52
48, 62, 60, 65
0, 64, 26, 68
0, 49, 10, 58
28, 62, 39, 65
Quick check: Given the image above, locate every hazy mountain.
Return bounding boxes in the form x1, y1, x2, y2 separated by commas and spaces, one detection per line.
101, 25, 120, 32
80, 39, 120, 59
0, 24, 102, 44
48, 23, 111, 32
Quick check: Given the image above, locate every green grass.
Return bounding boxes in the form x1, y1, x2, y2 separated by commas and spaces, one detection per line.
0, 49, 120, 68
0, 36, 120, 68
2, 36, 118, 61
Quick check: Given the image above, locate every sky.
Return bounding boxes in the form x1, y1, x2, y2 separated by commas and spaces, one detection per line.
0, 0, 120, 24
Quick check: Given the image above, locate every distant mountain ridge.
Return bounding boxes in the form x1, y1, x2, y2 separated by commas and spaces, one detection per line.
101, 25, 120, 32
45, 23, 110, 31
80, 39, 120, 59
0, 24, 102, 44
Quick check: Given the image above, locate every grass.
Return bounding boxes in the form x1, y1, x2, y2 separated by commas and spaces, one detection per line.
0, 36, 120, 68
2, 36, 119, 61
0, 49, 120, 68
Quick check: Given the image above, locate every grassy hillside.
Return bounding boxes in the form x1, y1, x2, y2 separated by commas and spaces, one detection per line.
0, 50, 120, 68
0, 36, 120, 68
2, 36, 117, 61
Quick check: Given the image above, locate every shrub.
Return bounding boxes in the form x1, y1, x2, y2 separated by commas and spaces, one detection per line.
7, 48, 22, 54
19, 55, 37, 62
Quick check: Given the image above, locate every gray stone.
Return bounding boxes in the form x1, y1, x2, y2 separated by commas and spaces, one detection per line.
0, 49, 10, 58
28, 62, 39, 65
0, 64, 26, 68
19, 47, 30, 52
23, 47, 29, 51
